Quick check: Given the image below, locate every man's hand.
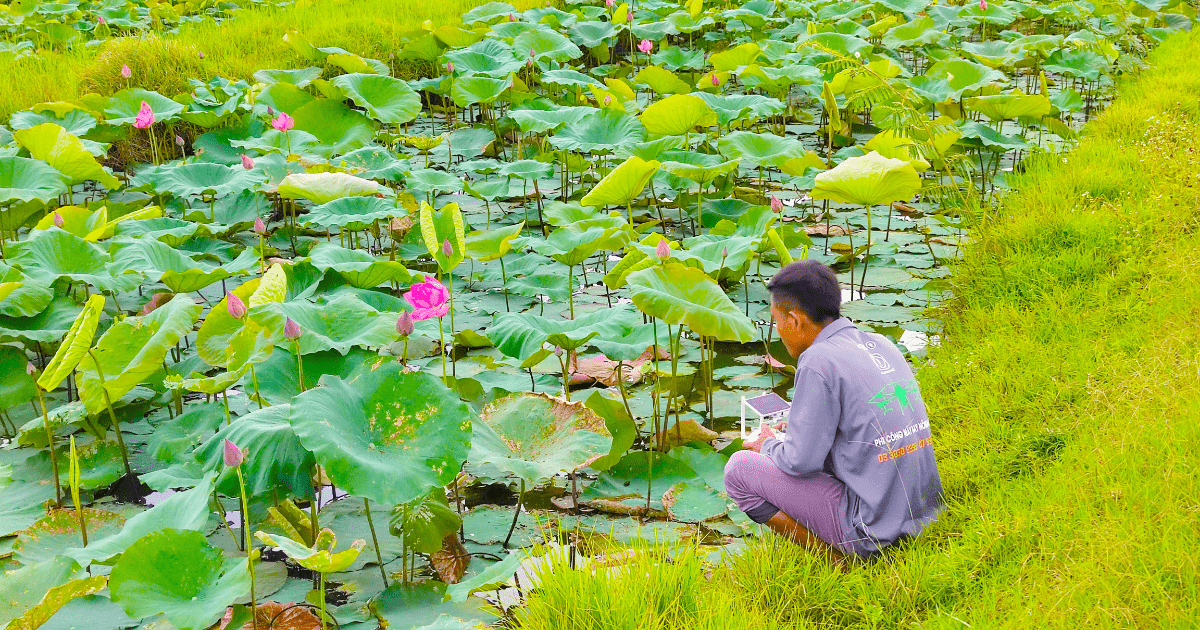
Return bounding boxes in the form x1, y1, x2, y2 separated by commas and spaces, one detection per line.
743, 422, 777, 453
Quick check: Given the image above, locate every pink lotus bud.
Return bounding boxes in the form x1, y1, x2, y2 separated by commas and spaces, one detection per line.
527, 58, 534, 68
120, 64, 131, 78
980, 0, 987, 8
198, 51, 204, 59
626, 9, 633, 21
656, 240, 670, 260
722, 246, 729, 258
638, 39, 652, 54
98, 16, 106, 24
508, 12, 515, 20
175, 135, 185, 147
241, 154, 255, 170
605, 0, 613, 6
554, 346, 563, 357
53, 212, 64, 227
270, 112, 294, 133
529, 48, 536, 57
447, 62, 454, 74
225, 292, 247, 319
26, 362, 37, 376
396, 310, 414, 336
603, 95, 612, 106
284, 318, 302, 341
711, 74, 720, 87
254, 217, 266, 235
134, 101, 155, 129
442, 238, 453, 257
770, 196, 783, 213
222, 439, 245, 468
267, 106, 275, 117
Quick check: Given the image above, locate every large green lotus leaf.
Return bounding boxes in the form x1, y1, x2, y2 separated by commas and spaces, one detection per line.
0, 345, 35, 407
540, 68, 603, 89
445, 39, 524, 77
718, 130, 806, 169
709, 42, 760, 72
626, 262, 756, 342
137, 162, 261, 199
14, 440, 126, 491
580, 155, 660, 207
810, 151, 921, 207
64, 475, 215, 565
11, 109, 97, 136
1043, 49, 1107, 81
639, 94, 717, 136
579, 450, 697, 510
290, 98, 375, 154
12, 509, 125, 566
76, 294, 202, 414
509, 105, 592, 134
288, 359, 473, 505
406, 169, 465, 197
332, 73, 422, 124
103, 89, 184, 126
662, 481, 726, 522
451, 75, 514, 108
13, 124, 119, 189
308, 242, 411, 288
632, 66, 692, 96
925, 59, 1006, 97
0, 264, 54, 317
549, 109, 646, 153
465, 221, 523, 261
253, 294, 398, 355
514, 27, 583, 62
197, 404, 316, 501
419, 201, 466, 272
693, 93, 785, 127
195, 279, 260, 365
966, 92, 1052, 121
109, 529, 249, 630
0, 555, 84, 629
530, 216, 630, 266
3, 570, 107, 630
583, 389, 638, 472
36, 293, 104, 392
488, 308, 626, 365
10, 228, 125, 291
881, 15, 941, 48
801, 32, 874, 57
278, 172, 385, 205
337, 146, 412, 181
955, 120, 1030, 151
470, 392, 612, 487
0, 156, 70, 204
253, 67, 324, 88
660, 155, 740, 186
111, 238, 256, 293
0, 296, 81, 345
303, 195, 404, 229
388, 489, 461, 554
248, 347, 375, 405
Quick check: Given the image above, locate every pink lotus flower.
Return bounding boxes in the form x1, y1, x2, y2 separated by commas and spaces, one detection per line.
270, 112, 294, 133
284, 318, 302, 340
980, 0, 987, 8
656, 240, 670, 260
134, 101, 154, 129
241, 154, 255, 170
226, 292, 247, 319
770, 196, 783, 213
120, 64, 131, 78
53, 212, 64, 227
396, 310, 414, 336
223, 439, 245, 468
404, 276, 450, 321
638, 39, 652, 54
442, 238, 454, 257
253, 217, 266, 234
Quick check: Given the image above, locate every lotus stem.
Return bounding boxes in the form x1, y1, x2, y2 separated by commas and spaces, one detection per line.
293, 341, 306, 392
69, 436, 87, 546
567, 264, 575, 320
363, 498, 388, 588
500, 256, 510, 311
503, 479, 525, 548
558, 350, 570, 402
89, 351, 133, 476
448, 273, 456, 378
249, 364, 263, 410
222, 390, 231, 425
235, 466, 259, 630
859, 204, 872, 298
437, 316, 447, 383
36, 387, 63, 506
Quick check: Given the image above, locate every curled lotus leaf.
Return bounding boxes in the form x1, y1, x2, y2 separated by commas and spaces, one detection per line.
255, 528, 365, 574
277, 172, 385, 205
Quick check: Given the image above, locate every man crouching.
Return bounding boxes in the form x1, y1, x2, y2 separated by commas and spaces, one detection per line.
725, 260, 943, 562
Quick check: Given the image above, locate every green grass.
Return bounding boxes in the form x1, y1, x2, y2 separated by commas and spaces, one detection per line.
514, 29, 1200, 629
0, 0, 544, 119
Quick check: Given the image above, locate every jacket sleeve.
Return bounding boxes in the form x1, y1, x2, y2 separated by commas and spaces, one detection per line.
760, 366, 839, 477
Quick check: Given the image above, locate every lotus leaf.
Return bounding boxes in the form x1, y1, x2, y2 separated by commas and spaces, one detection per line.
13, 124, 119, 190
304, 195, 405, 229
278, 172, 385, 205
388, 489, 462, 554
288, 359, 473, 505
626, 262, 756, 342
104, 89, 184, 126
36, 293, 104, 392
580, 155, 661, 207
549, 109, 646, 153
332, 73, 423, 124
0, 156, 70, 204
811, 151, 921, 207
109, 529, 250, 630
309, 242, 411, 288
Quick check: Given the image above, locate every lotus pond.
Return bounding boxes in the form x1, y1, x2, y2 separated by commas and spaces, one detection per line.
0, 0, 1193, 628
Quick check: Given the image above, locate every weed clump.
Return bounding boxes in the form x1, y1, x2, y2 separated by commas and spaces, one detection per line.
81, 35, 212, 98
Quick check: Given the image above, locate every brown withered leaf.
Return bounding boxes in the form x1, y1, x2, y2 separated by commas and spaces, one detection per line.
584, 497, 668, 518
656, 419, 718, 450
139, 292, 176, 315
220, 602, 322, 630
805, 221, 850, 237
430, 534, 470, 584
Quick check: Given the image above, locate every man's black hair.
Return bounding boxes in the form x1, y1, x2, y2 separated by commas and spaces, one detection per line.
766, 260, 841, 324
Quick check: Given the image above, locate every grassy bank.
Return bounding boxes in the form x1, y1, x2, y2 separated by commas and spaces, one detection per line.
0, 0, 543, 118
515, 29, 1200, 629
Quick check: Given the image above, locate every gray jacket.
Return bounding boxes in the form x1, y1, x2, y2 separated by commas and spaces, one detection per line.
760, 318, 943, 555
